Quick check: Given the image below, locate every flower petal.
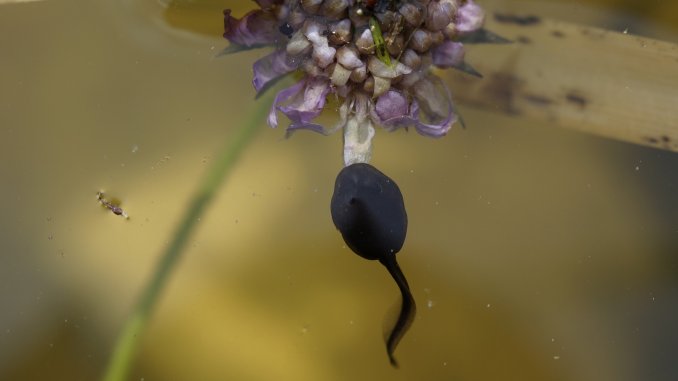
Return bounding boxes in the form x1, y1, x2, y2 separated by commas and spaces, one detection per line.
431, 40, 465, 68
430, 40, 483, 76
411, 76, 457, 137
370, 90, 412, 130
268, 80, 305, 128
285, 122, 328, 137
278, 77, 331, 133
223, 9, 279, 47
304, 22, 337, 68
411, 100, 457, 137
367, 56, 411, 79
455, 0, 485, 33
252, 50, 299, 94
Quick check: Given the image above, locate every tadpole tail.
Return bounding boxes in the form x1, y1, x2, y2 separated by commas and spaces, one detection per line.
380, 256, 416, 368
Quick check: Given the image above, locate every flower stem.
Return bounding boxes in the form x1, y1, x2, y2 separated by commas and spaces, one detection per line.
101, 93, 274, 381
343, 97, 375, 166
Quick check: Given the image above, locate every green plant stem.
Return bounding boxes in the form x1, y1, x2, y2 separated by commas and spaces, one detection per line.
101, 93, 274, 381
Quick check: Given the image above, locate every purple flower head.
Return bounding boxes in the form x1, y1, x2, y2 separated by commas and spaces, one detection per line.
223, 0, 494, 138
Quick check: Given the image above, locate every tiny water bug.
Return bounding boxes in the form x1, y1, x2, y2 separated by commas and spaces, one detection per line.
96, 191, 129, 219
369, 17, 393, 67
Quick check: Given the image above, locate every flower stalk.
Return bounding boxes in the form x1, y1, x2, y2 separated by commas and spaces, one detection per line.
100, 91, 275, 381
343, 96, 376, 166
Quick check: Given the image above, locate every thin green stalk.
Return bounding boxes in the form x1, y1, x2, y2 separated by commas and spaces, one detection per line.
101, 92, 274, 381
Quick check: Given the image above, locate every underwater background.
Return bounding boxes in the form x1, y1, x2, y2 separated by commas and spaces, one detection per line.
1, 0, 677, 380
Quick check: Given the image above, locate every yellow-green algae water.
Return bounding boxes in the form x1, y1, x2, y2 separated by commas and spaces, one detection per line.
0, 0, 677, 380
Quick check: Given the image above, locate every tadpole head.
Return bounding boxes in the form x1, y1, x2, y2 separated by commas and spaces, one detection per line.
330, 163, 407, 261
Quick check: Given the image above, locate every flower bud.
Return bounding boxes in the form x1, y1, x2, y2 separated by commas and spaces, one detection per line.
398, 2, 425, 27
375, 11, 399, 32
302, 59, 323, 77
430, 31, 444, 46
301, 0, 323, 14
355, 27, 375, 55
440, 0, 460, 12
363, 76, 374, 93
287, 8, 307, 29
409, 29, 432, 53
350, 65, 368, 83
313, 46, 336, 69
373, 76, 391, 98
400, 71, 424, 88
321, 0, 350, 20
399, 49, 421, 70
426, 1, 454, 31
330, 63, 352, 86
286, 30, 312, 56
328, 19, 352, 45
336, 45, 364, 69
305, 22, 337, 68
443, 22, 457, 39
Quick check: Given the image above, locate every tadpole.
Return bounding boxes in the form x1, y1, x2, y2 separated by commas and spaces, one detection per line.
330, 163, 416, 367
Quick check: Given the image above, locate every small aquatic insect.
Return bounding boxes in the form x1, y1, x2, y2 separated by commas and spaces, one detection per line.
96, 191, 128, 219
330, 163, 415, 367
369, 17, 392, 67
357, 0, 400, 66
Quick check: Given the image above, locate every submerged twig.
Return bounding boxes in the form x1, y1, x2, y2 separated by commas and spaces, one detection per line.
445, 14, 678, 153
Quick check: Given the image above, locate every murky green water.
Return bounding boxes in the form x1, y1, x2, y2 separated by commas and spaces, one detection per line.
1, 0, 677, 380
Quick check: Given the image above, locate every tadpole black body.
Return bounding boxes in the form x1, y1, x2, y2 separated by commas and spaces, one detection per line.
330, 162, 416, 367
